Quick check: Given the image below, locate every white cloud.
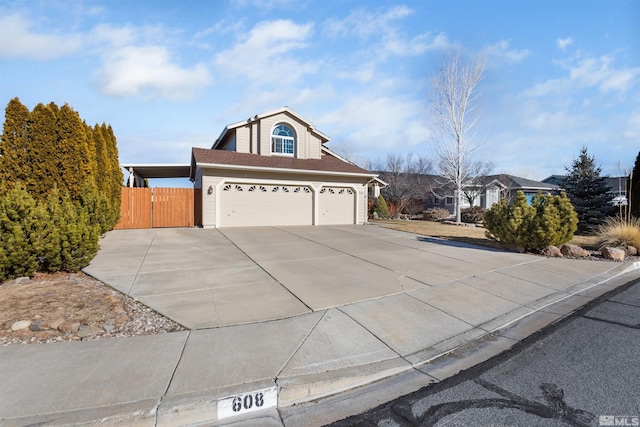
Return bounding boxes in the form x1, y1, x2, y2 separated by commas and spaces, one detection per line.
0, 12, 82, 60
96, 45, 212, 100
213, 20, 317, 85
524, 53, 640, 97
556, 36, 573, 51
483, 40, 530, 64
318, 95, 430, 154
324, 6, 450, 59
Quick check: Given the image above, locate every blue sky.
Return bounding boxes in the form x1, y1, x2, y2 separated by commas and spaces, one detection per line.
1, 0, 638, 186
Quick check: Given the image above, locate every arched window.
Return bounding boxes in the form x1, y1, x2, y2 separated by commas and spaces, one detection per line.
271, 124, 295, 155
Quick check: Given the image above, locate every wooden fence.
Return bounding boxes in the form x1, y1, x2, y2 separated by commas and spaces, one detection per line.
114, 187, 195, 229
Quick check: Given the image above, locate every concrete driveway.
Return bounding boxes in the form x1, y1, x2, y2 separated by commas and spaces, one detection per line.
84, 225, 611, 330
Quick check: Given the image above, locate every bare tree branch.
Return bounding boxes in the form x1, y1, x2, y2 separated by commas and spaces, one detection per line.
428, 50, 490, 222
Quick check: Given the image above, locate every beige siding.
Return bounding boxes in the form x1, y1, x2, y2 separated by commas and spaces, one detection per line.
236, 126, 250, 153
250, 121, 259, 154
309, 133, 321, 159
201, 174, 223, 227
256, 112, 324, 160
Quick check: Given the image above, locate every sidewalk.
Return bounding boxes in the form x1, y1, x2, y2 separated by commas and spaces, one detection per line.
1, 226, 639, 426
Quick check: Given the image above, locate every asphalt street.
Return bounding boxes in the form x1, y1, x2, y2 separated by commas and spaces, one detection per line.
328, 277, 640, 427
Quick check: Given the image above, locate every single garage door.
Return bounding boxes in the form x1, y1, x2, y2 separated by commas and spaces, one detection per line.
220, 183, 313, 227
318, 186, 355, 225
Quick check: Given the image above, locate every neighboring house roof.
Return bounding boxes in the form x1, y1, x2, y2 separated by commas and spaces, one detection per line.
490, 174, 556, 191
211, 106, 330, 149
543, 174, 628, 194
190, 147, 375, 180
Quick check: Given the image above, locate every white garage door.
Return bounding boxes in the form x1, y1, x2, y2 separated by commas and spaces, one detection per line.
318, 186, 355, 225
220, 183, 313, 227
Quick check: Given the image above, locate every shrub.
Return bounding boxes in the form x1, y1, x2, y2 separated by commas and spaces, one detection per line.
484, 191, 578, 251
0, 183, 39, 281
370, 195, 390, 219
423, 208, 450, 222
596, 216, 640, 250
0, 183, 101, 281
461, 206, 486, 223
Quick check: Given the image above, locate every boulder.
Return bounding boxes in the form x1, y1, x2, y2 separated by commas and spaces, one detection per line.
542, 246, 563, 258
11, 320, 31, 332
560, 244, 590, 258
601, 246, 626, 261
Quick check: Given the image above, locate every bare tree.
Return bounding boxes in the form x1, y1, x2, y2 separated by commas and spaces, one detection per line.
377, 153, 432, 218
428, 51, 491, 222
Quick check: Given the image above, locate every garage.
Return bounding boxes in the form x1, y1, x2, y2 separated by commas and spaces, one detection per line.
318, 186, 356, 225
219, 183, 313, 227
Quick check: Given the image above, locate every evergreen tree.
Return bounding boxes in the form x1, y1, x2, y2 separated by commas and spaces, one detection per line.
55, 104, 93, 200
104, 124, 123, 215
27, 103, 60, 199
630, 151, 640, 218
563, 146, 615, 232
0, 98, 31, 186
0, 183, 40, 280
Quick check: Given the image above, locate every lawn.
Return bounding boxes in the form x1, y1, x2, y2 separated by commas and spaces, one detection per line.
377, 220, 600, 251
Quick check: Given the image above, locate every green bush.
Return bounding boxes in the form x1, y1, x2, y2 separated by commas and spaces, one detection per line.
370, 195, 390, 219
461, 206, 486, 223
0, 183, 39, 281
423, 207, 450, 221
0, 183, 101, 281
484, 191, 578, 251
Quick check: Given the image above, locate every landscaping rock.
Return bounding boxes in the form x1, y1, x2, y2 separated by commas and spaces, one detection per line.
77, 325, 101, 338
601, 246, 626, 261
11, 320, 31, 332
29, 320, 48, 331
542, 246, 563, 258
58, 321, 80, 333
627, 246, 638, 256
560, 244, 590, 258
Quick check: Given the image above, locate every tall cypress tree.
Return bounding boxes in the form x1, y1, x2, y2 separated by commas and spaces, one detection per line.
630, 151, 640, 218
56, 104, 93, 200
103, 124, 123, 222
0, 98, 31, 185
27, 103, 60, 199
564, 146, 615, 232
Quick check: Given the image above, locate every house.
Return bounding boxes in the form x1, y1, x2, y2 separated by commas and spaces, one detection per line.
542, 175, 629, 206
422, 174, 556, 214
189, 107, 380, 228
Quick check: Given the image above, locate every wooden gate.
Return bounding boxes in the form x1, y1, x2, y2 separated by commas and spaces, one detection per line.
114, 187, 194, 229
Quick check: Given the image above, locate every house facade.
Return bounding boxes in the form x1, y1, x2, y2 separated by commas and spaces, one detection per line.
423, 174, 556, 214
190, 107, 379, 228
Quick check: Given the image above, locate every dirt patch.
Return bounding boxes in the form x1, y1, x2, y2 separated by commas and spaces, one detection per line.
1, 272, 185, 345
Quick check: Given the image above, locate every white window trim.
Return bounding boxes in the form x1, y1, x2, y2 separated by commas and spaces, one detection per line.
271, 123, 296, 156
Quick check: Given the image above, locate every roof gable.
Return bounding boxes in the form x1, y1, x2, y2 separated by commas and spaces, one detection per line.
211, 107, 329, 149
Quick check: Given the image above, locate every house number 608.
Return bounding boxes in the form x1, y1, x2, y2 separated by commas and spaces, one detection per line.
232, 392, 265, 412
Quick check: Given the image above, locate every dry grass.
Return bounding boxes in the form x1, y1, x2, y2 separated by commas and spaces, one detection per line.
595, 217, 640, 249
378, 220, 600, 251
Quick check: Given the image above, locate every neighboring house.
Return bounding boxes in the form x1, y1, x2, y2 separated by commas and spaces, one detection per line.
189, 107, 380, 228
542, 175, 629, 206
423, 174, 555, 214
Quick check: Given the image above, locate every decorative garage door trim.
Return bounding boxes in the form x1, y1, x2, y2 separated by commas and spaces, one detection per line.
317, 185, 357, 225
217, 179, 314, 227
214, 179, 360, 227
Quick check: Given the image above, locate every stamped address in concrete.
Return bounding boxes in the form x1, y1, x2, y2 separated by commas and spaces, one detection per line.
217, 386, 278, 419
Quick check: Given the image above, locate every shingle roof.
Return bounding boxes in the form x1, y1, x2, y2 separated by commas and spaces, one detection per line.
191, 148, 374, 177
488, 174, 556, 190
